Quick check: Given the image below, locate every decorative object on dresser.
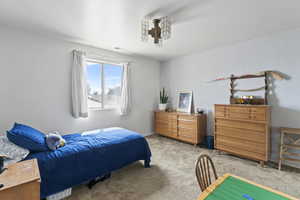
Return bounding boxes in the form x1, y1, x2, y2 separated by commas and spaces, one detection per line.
228, 71, 286, 105
230, 72, 269, 105
159, 88, 168, 111
177, 90, 193, 113
0, 159, 40, 200
214, 104, 271, 166
207, 71, 284, 83
278, 127, 300, 171
204, 70, 286, 105
196, 108, 205, 114
154, 111, 206, 145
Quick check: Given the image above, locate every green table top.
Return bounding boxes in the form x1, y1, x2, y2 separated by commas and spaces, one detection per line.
205, 176, 290, 200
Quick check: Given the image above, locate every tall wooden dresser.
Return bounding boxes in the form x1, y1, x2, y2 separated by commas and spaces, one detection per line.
154, 111, 206, 145
214, 104, 271, 165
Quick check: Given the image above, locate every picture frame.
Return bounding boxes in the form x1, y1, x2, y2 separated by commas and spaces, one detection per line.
176, 90, 193, 113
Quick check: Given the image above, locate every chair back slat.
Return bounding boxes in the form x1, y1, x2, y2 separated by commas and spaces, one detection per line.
206, 158, 211, 184
195, 154, 218, 191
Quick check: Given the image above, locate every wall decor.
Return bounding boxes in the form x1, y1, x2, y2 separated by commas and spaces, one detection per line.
202, 70, 286, 105
205, 70, 285, 83
229, 72, 269, 105
177, 90, 193, 113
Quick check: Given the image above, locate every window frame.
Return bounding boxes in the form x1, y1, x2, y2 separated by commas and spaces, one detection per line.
86, 58, 123, 111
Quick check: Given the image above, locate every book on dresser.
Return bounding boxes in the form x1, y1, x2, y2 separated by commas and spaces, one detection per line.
154, 111, 207, 145
214, 104, 271, 166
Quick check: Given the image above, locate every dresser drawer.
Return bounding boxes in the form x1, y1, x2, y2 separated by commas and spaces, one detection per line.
178, 128, 196, 143
216, 119, 266, 132
156, 122, 177, 138
168, 114, 178, 120
251, 112, 266, 121
155, 112, 169, 121
216, 143, 266, 161
226, 106, 251, 121
155, 121, 169, 134
227, 112, 251, 121
216, 135, 266, 154
215, 105, 226, 118
216, 106, 268, 122
215, 126, 266, 144
227, 106, 251, 113
178, 115, 197, 121
251, 107, 267, 113
168, 119, 177, 129
178, 119, 197, 130
169, 127, 178, 135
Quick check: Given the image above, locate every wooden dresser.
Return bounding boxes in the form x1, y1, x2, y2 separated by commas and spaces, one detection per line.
154, 111, 206, 145
214, 104, 271, 165
0, 159, 40, 200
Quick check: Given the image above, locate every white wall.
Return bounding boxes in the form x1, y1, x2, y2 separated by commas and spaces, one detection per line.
161, 28, 300, 165
0, 26, 160, 136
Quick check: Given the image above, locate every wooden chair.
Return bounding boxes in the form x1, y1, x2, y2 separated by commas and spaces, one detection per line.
195, 154, 218, 191
278, 127, 300, 170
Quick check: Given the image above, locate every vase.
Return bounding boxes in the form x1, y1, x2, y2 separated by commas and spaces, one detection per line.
158, 103, 167, 111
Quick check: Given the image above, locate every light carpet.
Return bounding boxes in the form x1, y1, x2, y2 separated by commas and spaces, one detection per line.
66, 135, 300, 200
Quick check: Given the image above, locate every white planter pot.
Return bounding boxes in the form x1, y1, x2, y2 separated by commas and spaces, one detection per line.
158, 103, 167, 111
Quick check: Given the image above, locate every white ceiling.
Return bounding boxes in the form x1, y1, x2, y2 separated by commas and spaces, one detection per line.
1, 0, 300, 61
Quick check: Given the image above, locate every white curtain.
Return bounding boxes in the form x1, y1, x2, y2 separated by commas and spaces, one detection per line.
71, 50, 88, 118
120, 63, 130, 116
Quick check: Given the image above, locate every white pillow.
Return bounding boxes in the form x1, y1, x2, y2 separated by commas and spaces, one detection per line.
0, 134, 29, 164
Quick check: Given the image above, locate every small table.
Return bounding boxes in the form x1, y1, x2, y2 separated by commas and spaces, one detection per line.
0, 159, 41, 200
279, 127, 300, 170
198, 173, 298, 200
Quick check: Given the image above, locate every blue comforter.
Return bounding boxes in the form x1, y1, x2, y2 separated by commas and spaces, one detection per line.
25, 128, 151, 198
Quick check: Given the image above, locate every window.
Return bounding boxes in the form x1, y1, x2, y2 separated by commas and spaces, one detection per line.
86, 61, 123, 110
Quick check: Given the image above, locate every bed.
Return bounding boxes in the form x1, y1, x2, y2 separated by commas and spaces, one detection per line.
24, 127, 152, 199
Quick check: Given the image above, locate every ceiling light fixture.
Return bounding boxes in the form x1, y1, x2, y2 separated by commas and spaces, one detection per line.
141, 16, 171, 47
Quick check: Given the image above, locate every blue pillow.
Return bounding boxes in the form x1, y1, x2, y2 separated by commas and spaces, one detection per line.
7, 123, 49, 152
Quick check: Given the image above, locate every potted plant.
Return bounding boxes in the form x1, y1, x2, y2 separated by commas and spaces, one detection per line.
159, 88, 168, 111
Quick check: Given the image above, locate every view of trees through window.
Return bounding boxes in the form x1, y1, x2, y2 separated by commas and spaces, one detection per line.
86, 61, 122, 109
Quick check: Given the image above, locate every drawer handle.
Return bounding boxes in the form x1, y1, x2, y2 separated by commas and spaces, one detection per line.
178, 119, 194, 122
178, 127, 195, 130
